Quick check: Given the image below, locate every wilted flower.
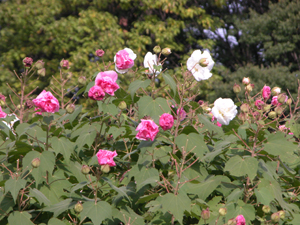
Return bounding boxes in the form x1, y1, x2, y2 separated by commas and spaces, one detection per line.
136, 119, 159, 141
262, 85, 271, 100
211, 98, 237, 125
23, 57, 33, 67
255, 100, 264, 110
159, 113, 174, 131
187, 50, 214, 81
114, 48, 136, 73
95, 49, 105, 57
95, 71, 119, 96
60, 59, 70, 69
96, 150, 117, 167
144, 52, 161, 75
176, 108, 187, 121
32, 90, 60, 113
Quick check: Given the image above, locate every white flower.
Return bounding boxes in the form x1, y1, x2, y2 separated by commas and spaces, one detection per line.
143, 52, 161, 75
211, 98, 237, 125
187, 50, 214, 81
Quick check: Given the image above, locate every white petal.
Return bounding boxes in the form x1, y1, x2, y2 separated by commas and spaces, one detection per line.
124, 48, 137, 60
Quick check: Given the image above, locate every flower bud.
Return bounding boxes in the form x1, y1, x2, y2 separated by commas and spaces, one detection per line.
268, 111, 277, 119
271, 212, 280, 222
66, 104, 75, 114
153, 46, 161, 54
78, 76, 87, 85
23, 57, 33, 67
242, 77, 250, 86
60, 59, 70, 69
227, 218, 237, 225
219, 207, 227, 216
101, 164, 110, 173
245, 84, 253, 92
74, 202, 83, 213
240, 103, 250, 113
118, 101, 127, 110
35, 60, 45, 70
201, 208, 210, 220
203, 107, 211, 113
263, 104, 271, 112
278, 210, 285, 219
199, 58, 209, 67
31, 158, 40, 168
274, 106, 284, 115
161, 48, 171, 56
271, 87, 281, 96
262, 205, 271, 213
0, 94, 6, 107
286, 98, 292, 105
81, 165, 90, 175
238, 112, 249, 121
278, 93, 287, 104
233, 84, 241, 93
95, 49, 105, 57
37, 68, 46, 77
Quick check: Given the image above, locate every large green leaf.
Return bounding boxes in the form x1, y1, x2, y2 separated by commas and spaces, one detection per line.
233, 203, 255, 224
81, 201, 112, 225
0, 193, 14, 220
137, 96, 170, 124
7, 211, 34, 225
175, 133, 209, 157
30, 188, 51, 206
197, 114, 224, 138
48, 218, 66, 225
224, 156, 258, 180
51, 136, 75, 164
254, 187, 274, 205
43, 199, 76, 217
158, 193, 191, 225
5, 178, 27, 203
162, 73, 177, 96
135, 167, 159, 191
128, 79, 151, 100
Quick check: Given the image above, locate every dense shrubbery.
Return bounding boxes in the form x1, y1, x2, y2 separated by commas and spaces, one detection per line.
0, 46, 300, 225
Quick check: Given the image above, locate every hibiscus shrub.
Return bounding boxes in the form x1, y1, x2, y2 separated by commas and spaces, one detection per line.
0, 48, 300, 225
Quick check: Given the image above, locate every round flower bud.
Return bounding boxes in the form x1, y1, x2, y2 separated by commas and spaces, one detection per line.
31, 158, 41, 168
201, 208, 210, 220
242, 77, 250, 86
35, 60, 45, 70
262, 205, 271, 213
233, 84, 241, 93
274, 106, 284, 115
286, 98, 292, 105
74, 202, 83, 213
161, 48, 171, 56
118, 101, 127, 110
245, 84, 253, 92
95, 49, 105, 57
227, 218, 237, 225
153, 46, 161, 54
240, 103, 250, 113
219, 207, 227, 216
66, 104, 75, 114
271, 212, 280, 222
268, 111, 277, 119
60, 59, 70, 69
101, 164, 111, 173
263, 104, 271, 112
271, 87, 281, 96
81, 165, 90, 175
37, 68, 46, 77
78, 76, 87, 85
278, 210, 285, 219
277, 93, 287, 104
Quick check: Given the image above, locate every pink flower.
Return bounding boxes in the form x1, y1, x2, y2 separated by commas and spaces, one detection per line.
176, 108, 187, 121
0, 106, 7, 118
23, 57, 33, 67
255, 100, 264, 109
216, 122, 222, 127
235, 215, 246, 225
32, 90, 59, 113
271, 96, 279, 105
96, 150, 117, 167
114, 48, 136, 73
262, 86, 271, 100
95, 49, 105, 57
88, 86, 105, 101
95, 71, 119, 96
159, 113, 174, 131
60, 59, 70, 69
136, 119, 159, 141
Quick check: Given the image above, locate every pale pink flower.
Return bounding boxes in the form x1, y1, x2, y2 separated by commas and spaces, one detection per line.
255, 100, 264, 110
114, 48, 136, 73
96, 150, 117, 167
271, 96, 279, 105
176, 108, 187, 121
88, 86, 105, 101
0, 106, 7, 118
95, 71, 119, 96
235, 215, 246, 225
262, 86, 271, 100
136, 119, 159, 141
95, 49, 105, 57
32, 90, 59, 113
159, 113, 174, 131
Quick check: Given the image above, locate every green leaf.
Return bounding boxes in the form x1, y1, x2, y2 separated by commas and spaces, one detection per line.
102, 177, 131, 204
224, 156, 258, 180
136, 193, 159, 204
254, 187, 274, 205
51, 136, 75, 164
158, 193, 191, 224
81, 201, 112, 225
137, 96, 170, 124
43, 199, 76, 217
234, 203, 255, 223
97, 101, 119, 116
5, 178, 27, 203
0, 193, 14, 220
162, 73, 177, 96
136, 167, 159, 191
48, 218, 66, 225
175, 133, 209, 157
7, 211, 34, 225
75, 130, 97, 150
226, 188, 243, 203
128, 79, 151, 100
30, 188, 51, 206
198, 114, 224, 138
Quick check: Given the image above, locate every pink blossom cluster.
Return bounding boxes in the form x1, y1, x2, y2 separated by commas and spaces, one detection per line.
32, 90, 60, 113
88, 71, 120, 101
